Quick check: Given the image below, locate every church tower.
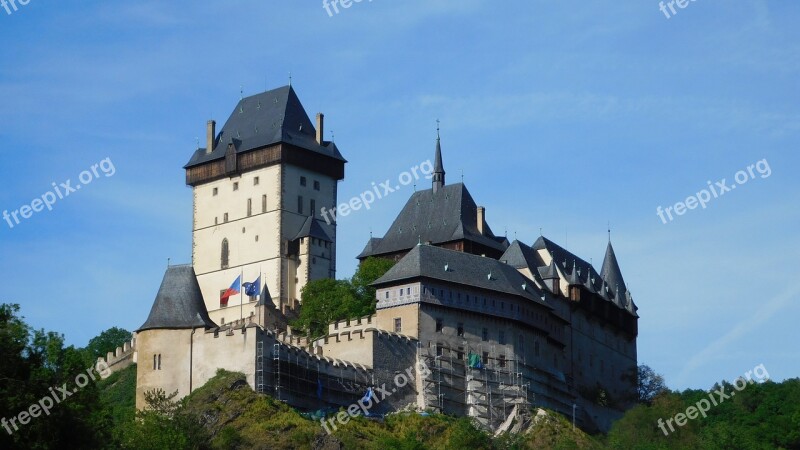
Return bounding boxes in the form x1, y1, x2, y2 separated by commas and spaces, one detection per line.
183, 85, 346, 326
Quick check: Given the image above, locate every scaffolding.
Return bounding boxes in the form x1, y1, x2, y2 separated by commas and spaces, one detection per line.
256, 340, 265, 393
273, 342, 282, 401
421, 342, 531, 432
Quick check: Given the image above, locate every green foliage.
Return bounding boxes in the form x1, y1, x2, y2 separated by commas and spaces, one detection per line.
85, 327, 132, 360
351, 257, 397, 303
634, 364, 669, 405
292, 257, 395, 338
0, 303, 112, 450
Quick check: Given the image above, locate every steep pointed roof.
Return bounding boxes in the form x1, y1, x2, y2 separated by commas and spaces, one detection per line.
600, 241, 627, 295
138, 265, 217, 332
432, 131, 445, 192
358, 183, 508, 259
256, 282, 273, 307
500, 240, 540, 270
357, 237, 383, 259
541, 258, 559, 280
184, 85, 345, 169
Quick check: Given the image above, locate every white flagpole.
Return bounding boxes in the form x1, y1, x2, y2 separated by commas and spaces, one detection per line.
240, 268, 244, 321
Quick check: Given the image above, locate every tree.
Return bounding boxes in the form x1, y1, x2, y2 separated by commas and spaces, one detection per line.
86, 327, 132, 360
351, 257, 396, 304
633, 364, 668, 405
292, 257, 395, 339
293, 278, 360, 338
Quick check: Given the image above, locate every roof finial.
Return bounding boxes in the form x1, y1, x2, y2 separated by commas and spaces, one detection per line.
608, 221, 611, 242
167, 257, 171, 267
288, 71, 292, 86
460, 169, 464, 183
330, 130, 335, 142
540, 227, 543, 236
436, 118, 440, 139
240, 85, 243, 100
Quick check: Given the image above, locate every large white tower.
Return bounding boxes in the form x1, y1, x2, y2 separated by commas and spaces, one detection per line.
183, 85, 346, 326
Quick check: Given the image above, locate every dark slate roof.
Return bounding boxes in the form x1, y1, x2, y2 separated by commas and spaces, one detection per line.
256, 283, 273, 307
359, 183, 509, 258
540, 258, 560, 280
293, 216, 332, 242
434, 136, 444, 176
600, 241, 627, 295
500, 240, 540, 270
184, 85, 345, 169
357, 237, 383, 259
373, 244, 550, 308
138, 265, 217, 331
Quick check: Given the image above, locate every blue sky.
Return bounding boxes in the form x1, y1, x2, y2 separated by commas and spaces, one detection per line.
0, 0, 798, 391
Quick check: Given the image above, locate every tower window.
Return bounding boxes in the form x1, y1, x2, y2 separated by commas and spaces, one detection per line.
313, 180, 320, 191
213, 187, 218, 196
247, 199, 252, 217
457, 323, 464, 337
223, 213, 228, 223
435, 319, 443, 332
394, 318, 402, 333
297, 196, 303, 214
300, 176, 307, 187
310, 199, 316, 217
254, 177, 260, 186
262, 195, 267, 213
233, 182, 239, 191
221, 239, 229, 269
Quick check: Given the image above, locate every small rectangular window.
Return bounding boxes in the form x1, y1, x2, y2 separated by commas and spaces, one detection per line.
457, 323, 464, 337
310, 199, 316, 217
300, 176, 307, 186
247, 198, 252, 217
297, 196, 303, 214
436, 319, 443, 333
499, 354, 506, 368
213, 187, 218, 196
436, 344, 443, 357
314, 180, 320, 191
233, 182, 239, 191
482, 351, 489, 365
394, 318, 402, 333
262, 195, 267, 213
254, 176, 260, 186
385, 291, 389, 299
223, 213, 228, 223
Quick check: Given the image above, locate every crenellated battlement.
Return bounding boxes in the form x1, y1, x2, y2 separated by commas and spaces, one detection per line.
95, 336, 137, 378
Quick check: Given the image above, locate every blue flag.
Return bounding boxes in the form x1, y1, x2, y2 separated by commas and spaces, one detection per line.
243, 276, 261, 297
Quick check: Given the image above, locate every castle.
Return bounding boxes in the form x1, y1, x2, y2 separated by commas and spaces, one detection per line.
100, 85, 639, 432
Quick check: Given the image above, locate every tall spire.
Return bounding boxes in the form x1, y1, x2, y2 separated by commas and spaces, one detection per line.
432, 120, 445, 193
600, 241, 627, 295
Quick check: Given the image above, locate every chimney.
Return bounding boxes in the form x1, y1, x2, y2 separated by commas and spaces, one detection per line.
316, 113, 324, 144
206, 120, 216, 154
477, 206, 486, 235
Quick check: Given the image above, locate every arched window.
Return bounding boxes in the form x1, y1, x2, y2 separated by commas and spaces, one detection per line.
221, 239, 229, 269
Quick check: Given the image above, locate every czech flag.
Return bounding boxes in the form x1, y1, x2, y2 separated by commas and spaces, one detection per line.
220, 275, 241, 301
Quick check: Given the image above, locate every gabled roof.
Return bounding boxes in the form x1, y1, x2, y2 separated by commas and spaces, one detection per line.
359, 183, 508, 258
373, 244, 549, 308
357, 237, 383, 259
184, 85, 345, 169
138, 265, 217, 332
293, 216, 332, 242
600, 241, 627, 295
500, 240, 540, 270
